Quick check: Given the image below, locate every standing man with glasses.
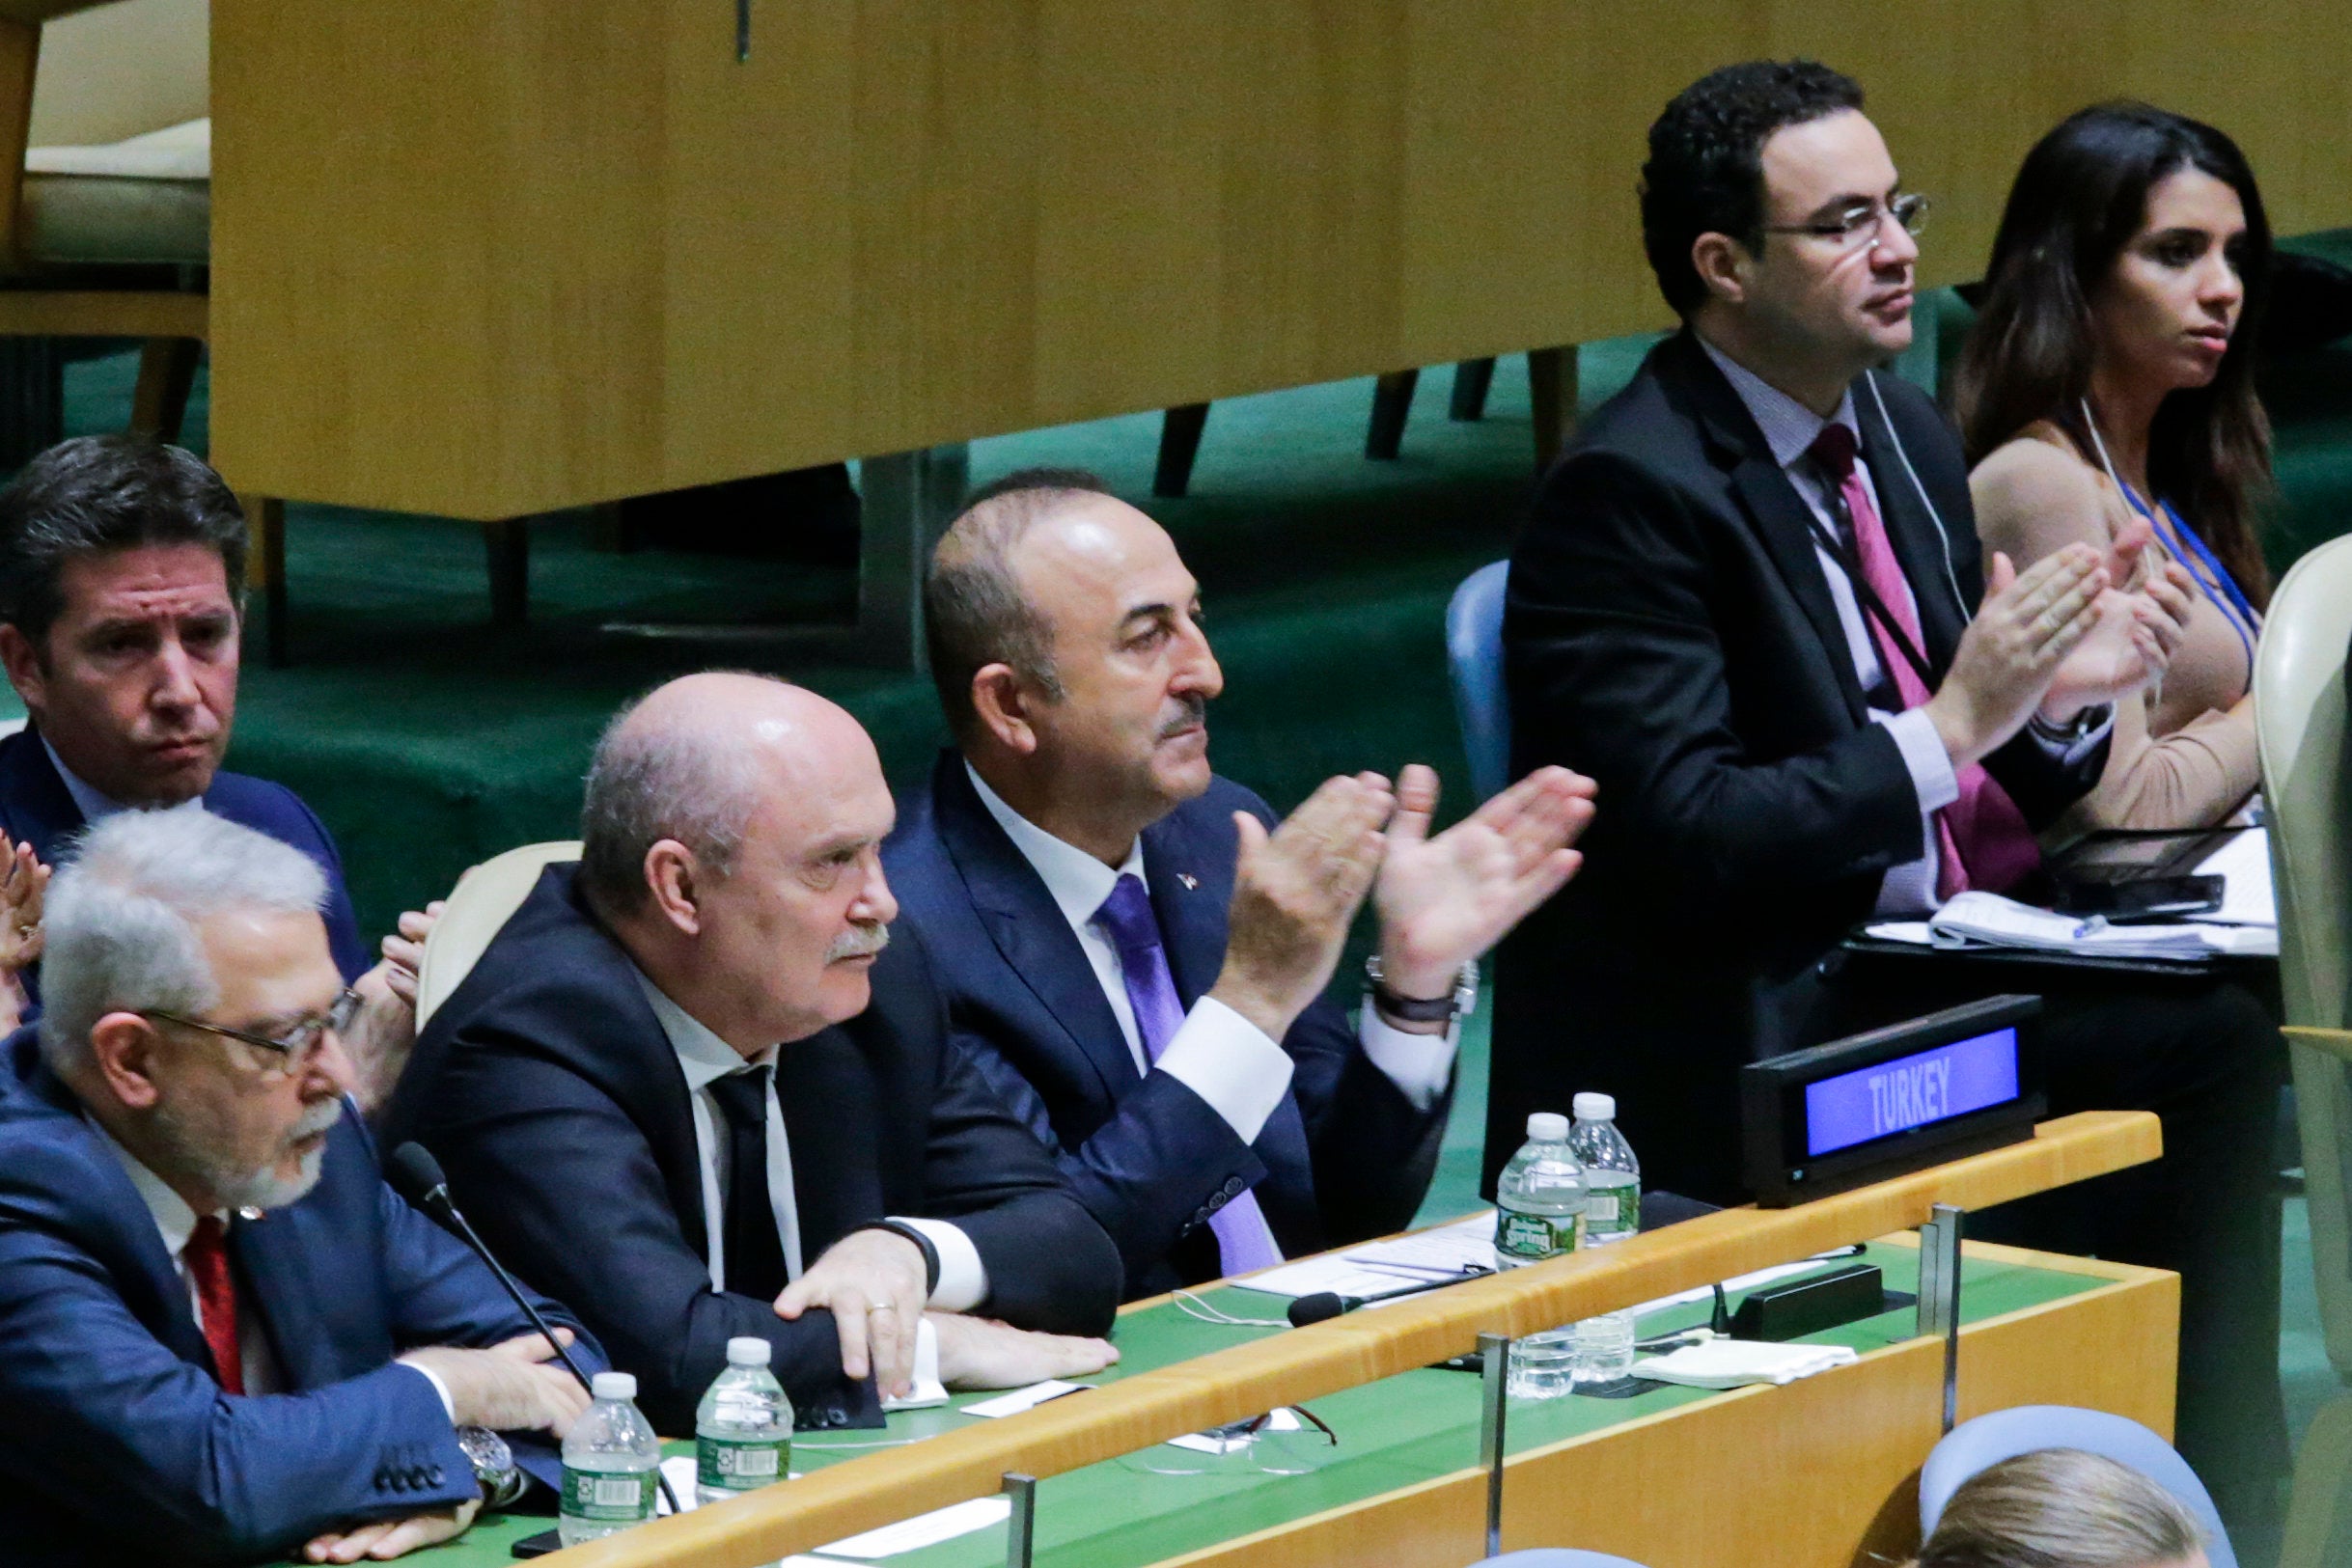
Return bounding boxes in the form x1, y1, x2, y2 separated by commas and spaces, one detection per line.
0, 806, 606, 1566
1488, 60, 2283, 1524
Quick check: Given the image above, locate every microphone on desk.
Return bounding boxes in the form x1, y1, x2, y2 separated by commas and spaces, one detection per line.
1287, 1273, 1474, 1328
388, 1142, 682, 1517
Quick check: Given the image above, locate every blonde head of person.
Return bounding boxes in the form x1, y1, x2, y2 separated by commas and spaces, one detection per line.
1912, 1448, 2207, 1568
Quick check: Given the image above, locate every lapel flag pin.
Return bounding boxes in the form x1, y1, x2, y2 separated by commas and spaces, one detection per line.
1177, 873, 1199, 891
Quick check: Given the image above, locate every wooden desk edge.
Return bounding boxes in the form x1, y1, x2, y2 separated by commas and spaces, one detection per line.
551, 1111, 2159, 1566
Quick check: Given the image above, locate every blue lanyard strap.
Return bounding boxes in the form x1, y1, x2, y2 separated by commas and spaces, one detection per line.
2118, 482, 2260, 668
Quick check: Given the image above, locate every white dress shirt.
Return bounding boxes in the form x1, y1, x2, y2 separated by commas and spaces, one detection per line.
44, 735, 127, 824
966, 763, 1456, 1144
630, 970, 987, 1313
1697, 340, 2110, 917
92, 1116, 457, 1419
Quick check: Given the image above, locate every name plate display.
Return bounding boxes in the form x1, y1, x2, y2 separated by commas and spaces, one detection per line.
1741, 996, 2044, 1206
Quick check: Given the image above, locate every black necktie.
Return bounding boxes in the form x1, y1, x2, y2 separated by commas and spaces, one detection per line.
707, 1065, 788, 1301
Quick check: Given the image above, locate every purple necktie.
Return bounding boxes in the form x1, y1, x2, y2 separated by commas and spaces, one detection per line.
1093, 873, 1285, 1276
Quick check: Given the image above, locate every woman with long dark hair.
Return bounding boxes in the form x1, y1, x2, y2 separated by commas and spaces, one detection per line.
1955, 102, 2271, 841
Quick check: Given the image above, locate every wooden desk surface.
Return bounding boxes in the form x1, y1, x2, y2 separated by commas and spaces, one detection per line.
208, 2, 2352, 520
418, 1235, 2172, 1568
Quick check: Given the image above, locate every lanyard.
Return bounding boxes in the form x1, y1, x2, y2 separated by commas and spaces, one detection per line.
2118, 482, 2260, 674
2078, 398, 2260, 674
1799, 497, 1938, 699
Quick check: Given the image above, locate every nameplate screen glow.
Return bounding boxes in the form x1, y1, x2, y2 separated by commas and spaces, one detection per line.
1802, 1028, 2021, 1158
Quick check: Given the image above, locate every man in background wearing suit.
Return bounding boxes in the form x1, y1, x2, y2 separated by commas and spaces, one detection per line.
885, 471, 1594, 1299
1490, 60, 2282, 1517
0, 807, 599, 1567
0, 436, 434, 1108
390, 674, 1122, 1439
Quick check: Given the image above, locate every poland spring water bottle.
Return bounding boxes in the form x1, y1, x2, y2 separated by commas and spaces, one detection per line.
1567, 1091, 1641, 1383
1494, 1111, 1586, 1399
559, 1370, 662, 1547
697, 1336, 794, 1505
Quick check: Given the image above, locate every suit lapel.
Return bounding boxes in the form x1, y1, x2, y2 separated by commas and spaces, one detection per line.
1664, 336, 1869, 724
774, 1030, 881, 1259
1143, 811, 1231, 1009
0, 725, 88, 867
1856, 371, 1968, 672
929, 755, 1138, 1102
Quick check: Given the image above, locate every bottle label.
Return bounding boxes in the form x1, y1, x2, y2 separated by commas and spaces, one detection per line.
1585, 1189, 1639, 1232
561, 1467, 657, 1524
1496, 1208, 1580, 1260
699, 1434, 788, 1492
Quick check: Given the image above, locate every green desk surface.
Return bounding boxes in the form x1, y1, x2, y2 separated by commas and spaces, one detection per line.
414, 1240, 2115, 1567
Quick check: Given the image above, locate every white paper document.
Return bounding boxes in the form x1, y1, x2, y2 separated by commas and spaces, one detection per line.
959, 1380, 1095, 1418
812, 1496, 1011, 1558
1231, 1213, 1496, 1300
1866, 890, 2276, 962
2190, 827, 2275, 925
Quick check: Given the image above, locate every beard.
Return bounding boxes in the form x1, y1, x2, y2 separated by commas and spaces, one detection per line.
149, 1093, 343, 1213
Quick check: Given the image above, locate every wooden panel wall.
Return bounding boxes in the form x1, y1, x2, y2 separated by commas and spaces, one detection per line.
209, 2, 2352, 519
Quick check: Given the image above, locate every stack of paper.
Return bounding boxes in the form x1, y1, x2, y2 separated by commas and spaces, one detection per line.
1231, 1213, 1496, 1301
1867, 891, 2276, 962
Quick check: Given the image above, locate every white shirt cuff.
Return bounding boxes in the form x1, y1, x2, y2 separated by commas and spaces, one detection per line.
1879, 707, 1959, 812
396, 1358, 457, 1423
1356, 1008, 1457, 1113
1152, 996, 1296, 1146
893, 1217, 988, 1313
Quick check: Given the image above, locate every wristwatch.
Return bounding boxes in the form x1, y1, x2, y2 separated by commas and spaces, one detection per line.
2028, 702, 2111, 748
1363, 955, 1479, 1027
455, 1424, 526, 1510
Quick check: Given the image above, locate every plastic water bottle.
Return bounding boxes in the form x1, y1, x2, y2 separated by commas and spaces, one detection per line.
1493, 1111, 1586, 1399
560, 1370, 662, 1547
697, 1336, 793, 1505
1567, 1092, 1641, 1383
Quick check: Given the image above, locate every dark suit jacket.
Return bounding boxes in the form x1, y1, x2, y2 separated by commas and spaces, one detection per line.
384, 865, 1122, 1437
0, 723, 370, 1000
1488, 331, 2107, 1203
884, 753, 1451, 1300
0, 1028, 602, 1568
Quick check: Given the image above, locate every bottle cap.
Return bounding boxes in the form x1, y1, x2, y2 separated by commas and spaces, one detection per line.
592, 1371, 638, 1402
727, 1336, 773, 1367
1526, 1112, 1569, 1142
1573, 1092, 1616, 1122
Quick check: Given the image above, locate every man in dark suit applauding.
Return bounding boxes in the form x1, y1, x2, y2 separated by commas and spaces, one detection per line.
390, 674, 1121, 1439
0, 436, 436, 1105
1489, 60, 2280, 1516
883, 472, 1594, 1299
0, 806, 600, 1567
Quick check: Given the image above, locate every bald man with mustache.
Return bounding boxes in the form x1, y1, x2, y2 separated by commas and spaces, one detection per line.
386, 674, 1123, 1437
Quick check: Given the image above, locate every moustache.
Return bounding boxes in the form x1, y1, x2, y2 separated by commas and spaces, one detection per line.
1157, 693, 1208, 740
826, 922, 891, 962
286, 1095, 344, 1147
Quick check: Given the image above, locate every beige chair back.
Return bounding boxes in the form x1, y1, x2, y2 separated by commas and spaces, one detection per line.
415, 839, 580, 1031
2255, 532, 2352, 1375
25, 0, 205, 147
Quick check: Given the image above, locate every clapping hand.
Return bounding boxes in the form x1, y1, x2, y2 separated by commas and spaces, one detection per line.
346, 903, 443, 1114
0, 834, 48, 1033
1208, 773, 1396, 1044
1369, 764, 1595, 1017
2045, 518, 2196, 715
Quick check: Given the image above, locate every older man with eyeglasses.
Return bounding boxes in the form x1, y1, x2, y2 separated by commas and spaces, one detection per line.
0, 805, 607, 1567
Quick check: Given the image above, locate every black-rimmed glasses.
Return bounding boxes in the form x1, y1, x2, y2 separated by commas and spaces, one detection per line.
140, 986, 362, 1079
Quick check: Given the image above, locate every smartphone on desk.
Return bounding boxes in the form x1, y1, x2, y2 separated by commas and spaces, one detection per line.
2053, 873, 2224, 922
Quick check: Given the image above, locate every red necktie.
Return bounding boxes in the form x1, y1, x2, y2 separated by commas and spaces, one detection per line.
185, 1216, 244, 1395
1810, 425, 2040, 899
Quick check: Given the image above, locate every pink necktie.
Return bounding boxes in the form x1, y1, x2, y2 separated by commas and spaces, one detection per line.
1811, 425, 2039, 898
